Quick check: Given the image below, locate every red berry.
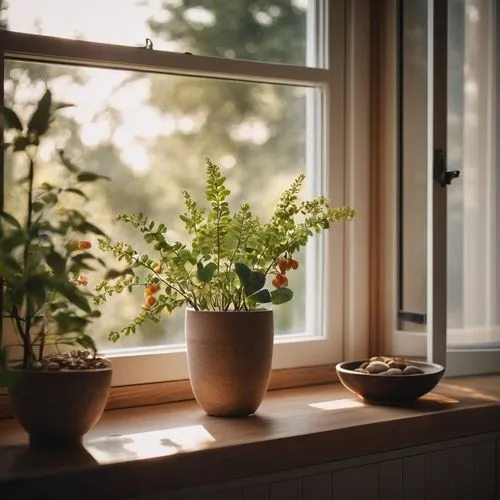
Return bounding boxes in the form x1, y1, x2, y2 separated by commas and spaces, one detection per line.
290, 259, 299, 270
146, 295, 156, 306
275, 274, 287, 287
278, 259, 288, 274
78, 240, 92, 250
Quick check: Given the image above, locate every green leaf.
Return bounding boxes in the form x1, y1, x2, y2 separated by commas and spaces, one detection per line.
77, 172, 111, 182
270, 287, 293, 305
25, 275, 49, 304
51, 313, 89, 334
0, 230, 26, 252
1, 106, 23, 131
32, 201, 44, 213
64, 187, 88, 200
28, 89, 52, 137
41, 192, 58, 206
0, 254, 23, 278
52, 280, 92, 313
71, 252, 105, 267
235, 262, 265, 296
249, 289, 272, 304
46, 251, 66, 274
57, 150, 80, 173
76, 334, 97, 355
197, 261, 217, 283
53, 102, 74, 111
0, 211, 21, 229
105, 268, 133, 279
13, 136, 29, 151
78, 221, 107, 237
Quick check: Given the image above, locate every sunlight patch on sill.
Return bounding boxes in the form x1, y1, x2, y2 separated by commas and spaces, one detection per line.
419, 393, 459, 404
438, 383, 500, 402
85, 425, 215, 464
309, 398, 365, 411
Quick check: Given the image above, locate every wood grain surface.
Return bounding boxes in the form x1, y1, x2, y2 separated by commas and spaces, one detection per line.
0, 375, 499, 498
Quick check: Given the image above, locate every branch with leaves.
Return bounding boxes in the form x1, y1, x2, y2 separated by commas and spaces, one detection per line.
97, 158, 355, 342
0, 89, 109, 369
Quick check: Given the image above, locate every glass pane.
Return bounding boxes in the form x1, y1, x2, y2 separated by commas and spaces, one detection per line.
398, 0, 428, 332
3, 60, 313, 349
447, 0, 500, 346
1, 0, 312, 66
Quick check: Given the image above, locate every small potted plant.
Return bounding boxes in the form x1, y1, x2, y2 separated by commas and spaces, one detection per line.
96, 160, 355, 417
0, 90, 112, 445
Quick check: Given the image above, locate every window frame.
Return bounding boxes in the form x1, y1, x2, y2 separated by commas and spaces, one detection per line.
377, 0, 500, 377
0, 0, 375, 387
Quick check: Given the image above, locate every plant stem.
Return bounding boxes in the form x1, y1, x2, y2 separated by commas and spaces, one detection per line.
22, 155, 35, 368
38, 323, 45, 361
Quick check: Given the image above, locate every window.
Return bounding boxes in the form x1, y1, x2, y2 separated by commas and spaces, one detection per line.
1, 1, 357, 386
381, 0, 500, 376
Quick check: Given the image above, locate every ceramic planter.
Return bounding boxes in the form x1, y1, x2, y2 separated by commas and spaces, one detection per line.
186, 308, 274, 417
8, 366, 112, 446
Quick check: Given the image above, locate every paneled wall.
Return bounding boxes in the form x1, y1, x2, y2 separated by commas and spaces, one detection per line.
141, 432, 500, 500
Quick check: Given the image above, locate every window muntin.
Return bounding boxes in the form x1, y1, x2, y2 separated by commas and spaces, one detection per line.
1, 0, 314, 67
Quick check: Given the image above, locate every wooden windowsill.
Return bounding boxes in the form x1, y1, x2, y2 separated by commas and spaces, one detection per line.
1, 375, 500, 498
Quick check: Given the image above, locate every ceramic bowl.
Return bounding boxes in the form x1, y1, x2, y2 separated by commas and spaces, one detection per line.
336, 360, 445, 403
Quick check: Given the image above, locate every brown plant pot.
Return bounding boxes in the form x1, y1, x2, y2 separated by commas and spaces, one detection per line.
186, 308, 274, 417
8, 366, 112, 446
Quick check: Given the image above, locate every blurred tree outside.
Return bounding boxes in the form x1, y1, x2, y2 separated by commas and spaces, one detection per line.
2, 0, 317, 349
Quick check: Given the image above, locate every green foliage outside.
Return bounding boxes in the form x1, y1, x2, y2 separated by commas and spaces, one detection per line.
1, 1, 347, 347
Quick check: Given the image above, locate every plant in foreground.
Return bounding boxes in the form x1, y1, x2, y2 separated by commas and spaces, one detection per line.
0, 90, 109, 370
97, 159, 355, 342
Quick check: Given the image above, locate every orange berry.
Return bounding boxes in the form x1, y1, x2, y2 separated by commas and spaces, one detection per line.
148, 284, 158, 294
146, 295, 156, 306
277, 259, 288, 274
154, 265, 162, 273
273, 274, 289, 288
290, 259, 299, 270
78, 240, 92, 250
75, 275, 88, 286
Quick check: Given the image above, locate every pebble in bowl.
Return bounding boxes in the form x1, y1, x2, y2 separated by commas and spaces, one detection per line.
336, 357, 445, 403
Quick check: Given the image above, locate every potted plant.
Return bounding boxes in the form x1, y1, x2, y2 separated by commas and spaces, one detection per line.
96, 160, 355, 417
0, 90, 112, 445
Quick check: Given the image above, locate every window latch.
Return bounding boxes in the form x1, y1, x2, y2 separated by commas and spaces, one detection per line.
434, 149, 460, 187
398, 311, 426, 325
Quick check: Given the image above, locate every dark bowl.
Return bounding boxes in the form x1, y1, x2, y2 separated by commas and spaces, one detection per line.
336, 360, 445, 403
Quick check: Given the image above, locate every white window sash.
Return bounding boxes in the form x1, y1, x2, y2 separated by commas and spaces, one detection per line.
0, 1, 364, 385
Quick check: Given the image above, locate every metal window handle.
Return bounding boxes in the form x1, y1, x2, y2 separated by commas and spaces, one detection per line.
434, 149, 460, 187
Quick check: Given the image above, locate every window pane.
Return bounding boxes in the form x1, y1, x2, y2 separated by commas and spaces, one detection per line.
398, 0, 428, 332
1, 0, 313, 66
4, 60, 314, 349
447, 0, 500, 346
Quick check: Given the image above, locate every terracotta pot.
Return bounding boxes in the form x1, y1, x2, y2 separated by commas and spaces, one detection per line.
186, 309, 274, 417
8, 367, 112, 446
